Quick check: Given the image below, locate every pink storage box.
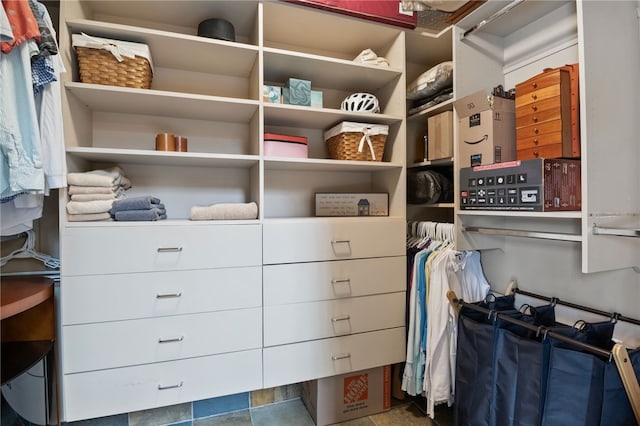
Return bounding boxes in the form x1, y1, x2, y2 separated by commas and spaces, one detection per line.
264, 133, 308, 158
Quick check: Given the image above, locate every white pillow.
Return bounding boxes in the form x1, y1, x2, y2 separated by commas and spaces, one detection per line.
407, 61, 453, 100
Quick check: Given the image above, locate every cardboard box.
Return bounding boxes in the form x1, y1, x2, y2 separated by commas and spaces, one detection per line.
427, 110, 453, 160
454, 91, 516, 168
302, 366, 391, 426
459, 158, 581, 211
311, 90, 323, 108
283, 78, 311, 106
264, 133, 308, 158
263, 85, 282, 103
315, 193, 388, 216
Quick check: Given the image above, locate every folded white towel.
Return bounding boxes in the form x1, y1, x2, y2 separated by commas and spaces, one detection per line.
67, 212, 112, 222
66, 199, 114, 215
190, 202, 258, 220
71, 193, 124, 202
67, 166, 124, 187
68, 185, 119, 195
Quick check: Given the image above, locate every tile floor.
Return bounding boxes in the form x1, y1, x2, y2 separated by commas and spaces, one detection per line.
191, 398, 454, 426
2, 395, 455, 426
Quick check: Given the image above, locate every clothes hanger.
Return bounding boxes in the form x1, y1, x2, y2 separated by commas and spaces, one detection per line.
0, 229, 60, 269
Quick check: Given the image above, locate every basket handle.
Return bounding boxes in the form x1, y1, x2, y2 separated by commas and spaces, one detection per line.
358, 127, 376, 160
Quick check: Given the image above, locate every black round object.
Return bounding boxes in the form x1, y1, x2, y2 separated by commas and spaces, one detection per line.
197, 18, 235, 42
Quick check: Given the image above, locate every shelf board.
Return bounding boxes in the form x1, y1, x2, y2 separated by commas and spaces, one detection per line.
264, 103, 401, 129
408, 203, 454, 209
64, 219, 261, 227
264, 157, 402, 172
408, 157, 454, 168
457, 210, 582, 219
66, 82, 259, 122
67, 19, 259, 76
66, 147, 259, 168
407, 98, 455, 121
263, 48, 402, 91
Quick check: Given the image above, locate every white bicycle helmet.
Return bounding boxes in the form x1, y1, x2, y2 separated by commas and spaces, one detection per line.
340, 93, 380, 113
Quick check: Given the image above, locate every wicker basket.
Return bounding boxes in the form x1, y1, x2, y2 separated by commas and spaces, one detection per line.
73, 34, 153, 89
76, 46, 152, 89
324, 122, 388, 162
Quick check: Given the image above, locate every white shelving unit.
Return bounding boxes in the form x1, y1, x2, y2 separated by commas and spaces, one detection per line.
57, 0, 407, 421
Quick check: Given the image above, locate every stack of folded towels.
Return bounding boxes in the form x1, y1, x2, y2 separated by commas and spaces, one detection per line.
353, 48, 389, 68
110, 196, 167, 221
66, 166, 131, 222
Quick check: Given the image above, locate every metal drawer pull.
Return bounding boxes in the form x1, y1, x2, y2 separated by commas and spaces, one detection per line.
158, 336, 184, 343
331, 239, 350, 245
158, 381, 183, 390
156, 292, 182, 299
331, 278, 350, 285
332, 353, 351, 361
157, 247, 183, 253
331, 315, 351, 323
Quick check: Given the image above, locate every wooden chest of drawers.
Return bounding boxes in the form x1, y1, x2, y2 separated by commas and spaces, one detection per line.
515, 64, 580, 159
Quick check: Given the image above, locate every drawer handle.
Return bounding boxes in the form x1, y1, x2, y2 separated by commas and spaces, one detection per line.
331, 315, 351, 323
331, 353, 351, 361
532, 82, 537, 89
533, 116, 538, 123
533, 151, 539, 157
331, 278, 351, 285
533, 139, 539, 145
157, 247, 183, 253
156, 291, 182, 299
158, 336, 184, 343
534, 127, 539, 134
158, 381, 183, 390
331, 239, 351, 245
532, 105, 538, 111
531, 94, 537, 100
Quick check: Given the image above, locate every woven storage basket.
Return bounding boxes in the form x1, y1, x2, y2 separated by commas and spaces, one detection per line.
73, 34, 153, 89
324, 122, 388, 162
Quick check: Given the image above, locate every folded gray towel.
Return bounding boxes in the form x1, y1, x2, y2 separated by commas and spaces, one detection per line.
114, 207, 167, 221
110, 196, 161, 213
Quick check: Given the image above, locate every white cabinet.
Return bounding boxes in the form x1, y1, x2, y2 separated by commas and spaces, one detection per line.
452, 0, 640, 274
58, 0, 408, 421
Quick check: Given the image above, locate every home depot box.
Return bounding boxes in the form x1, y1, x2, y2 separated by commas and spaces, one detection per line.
454, 91, 516, 168
315, 192, 388, 216
427, 110, 453, 160
459, 158, 581, 211
302, 366, 391, 426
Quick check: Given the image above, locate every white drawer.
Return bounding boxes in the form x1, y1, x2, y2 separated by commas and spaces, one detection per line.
263, 218, 405, 264
264, 292, 405, 346
62, 349, 262, 422
263, 327, 405, 388
62, 308, 261, 373
62, 224, 261, 275
263, 257, 405, 305
61, 266, 261, 325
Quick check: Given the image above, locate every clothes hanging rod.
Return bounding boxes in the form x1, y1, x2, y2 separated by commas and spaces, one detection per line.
592, 224, 640, 238
451, 295, 613, 359
513, 288, 640, 327
462, 226, 582, 242
460, 0, 525, 40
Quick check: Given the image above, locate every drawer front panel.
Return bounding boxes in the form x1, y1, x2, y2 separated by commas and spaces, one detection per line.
516, 131, 563, 150
62, 224, 261, 275
263, 327, 405, 388
516, 119, 563, 139
515, 95, 562, 117
263, 218, 405, 264
517, 144, 564, 160
263, 256, 405, 305
62, 267, 262, 325
62, 349, 262, 422
515, 70, 561, 97
264, 292, 405, 346
62, 308, 262, 373
515, 84, 561, 108
516, 105, 562, 128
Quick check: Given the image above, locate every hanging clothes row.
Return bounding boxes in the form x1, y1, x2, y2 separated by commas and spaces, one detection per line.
1, 0, 67, 236
402, 220, 491, 418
